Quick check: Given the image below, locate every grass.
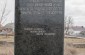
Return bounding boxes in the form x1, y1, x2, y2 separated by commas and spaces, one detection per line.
64, 37, 85, 55
0, 35, 14, 55
0, 35, 14, 42
64, 37, 85, 43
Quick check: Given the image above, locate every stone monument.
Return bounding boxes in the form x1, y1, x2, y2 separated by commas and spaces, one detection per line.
15, 0, 64, 55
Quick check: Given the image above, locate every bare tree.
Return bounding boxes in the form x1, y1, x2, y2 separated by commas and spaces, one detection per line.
64, 16, 73, 35
0, 0, 10, 37
0, 0, 10, 27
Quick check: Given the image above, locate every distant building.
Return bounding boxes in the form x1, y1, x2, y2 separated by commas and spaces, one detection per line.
68, 26, 85, 36
3, 23, 14, 32
0, 23, 14, 35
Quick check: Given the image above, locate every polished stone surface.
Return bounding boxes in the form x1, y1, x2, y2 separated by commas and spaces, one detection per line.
15, 0, 64, 55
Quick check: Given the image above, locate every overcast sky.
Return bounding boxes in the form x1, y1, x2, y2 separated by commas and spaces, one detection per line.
0, 0, 14, 26
0, 0, 85, 26
65, 0, 85, 26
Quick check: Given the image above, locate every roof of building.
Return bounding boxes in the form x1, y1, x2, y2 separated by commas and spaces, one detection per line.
72, 26, 85, 31
3, 23, 14, 29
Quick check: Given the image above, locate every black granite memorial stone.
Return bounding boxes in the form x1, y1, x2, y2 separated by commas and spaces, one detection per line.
15, 0, 64, 55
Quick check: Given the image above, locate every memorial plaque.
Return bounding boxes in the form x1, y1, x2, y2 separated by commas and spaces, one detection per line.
15, 0, 64, 55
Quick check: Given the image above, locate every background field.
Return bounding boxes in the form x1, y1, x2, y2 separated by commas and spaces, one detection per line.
64, 37, 85, 55
0, 35, 14, 55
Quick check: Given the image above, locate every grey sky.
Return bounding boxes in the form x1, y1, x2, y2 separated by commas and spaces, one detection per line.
0, 0, 14, 26
65, 0, 85, 26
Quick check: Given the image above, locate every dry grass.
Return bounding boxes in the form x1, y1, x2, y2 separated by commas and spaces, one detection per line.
64, 37, 85, 55
0, 45, 14, 55
64, 37, 85, 43
0, 35, 14, 55
0, 35, 14, 42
